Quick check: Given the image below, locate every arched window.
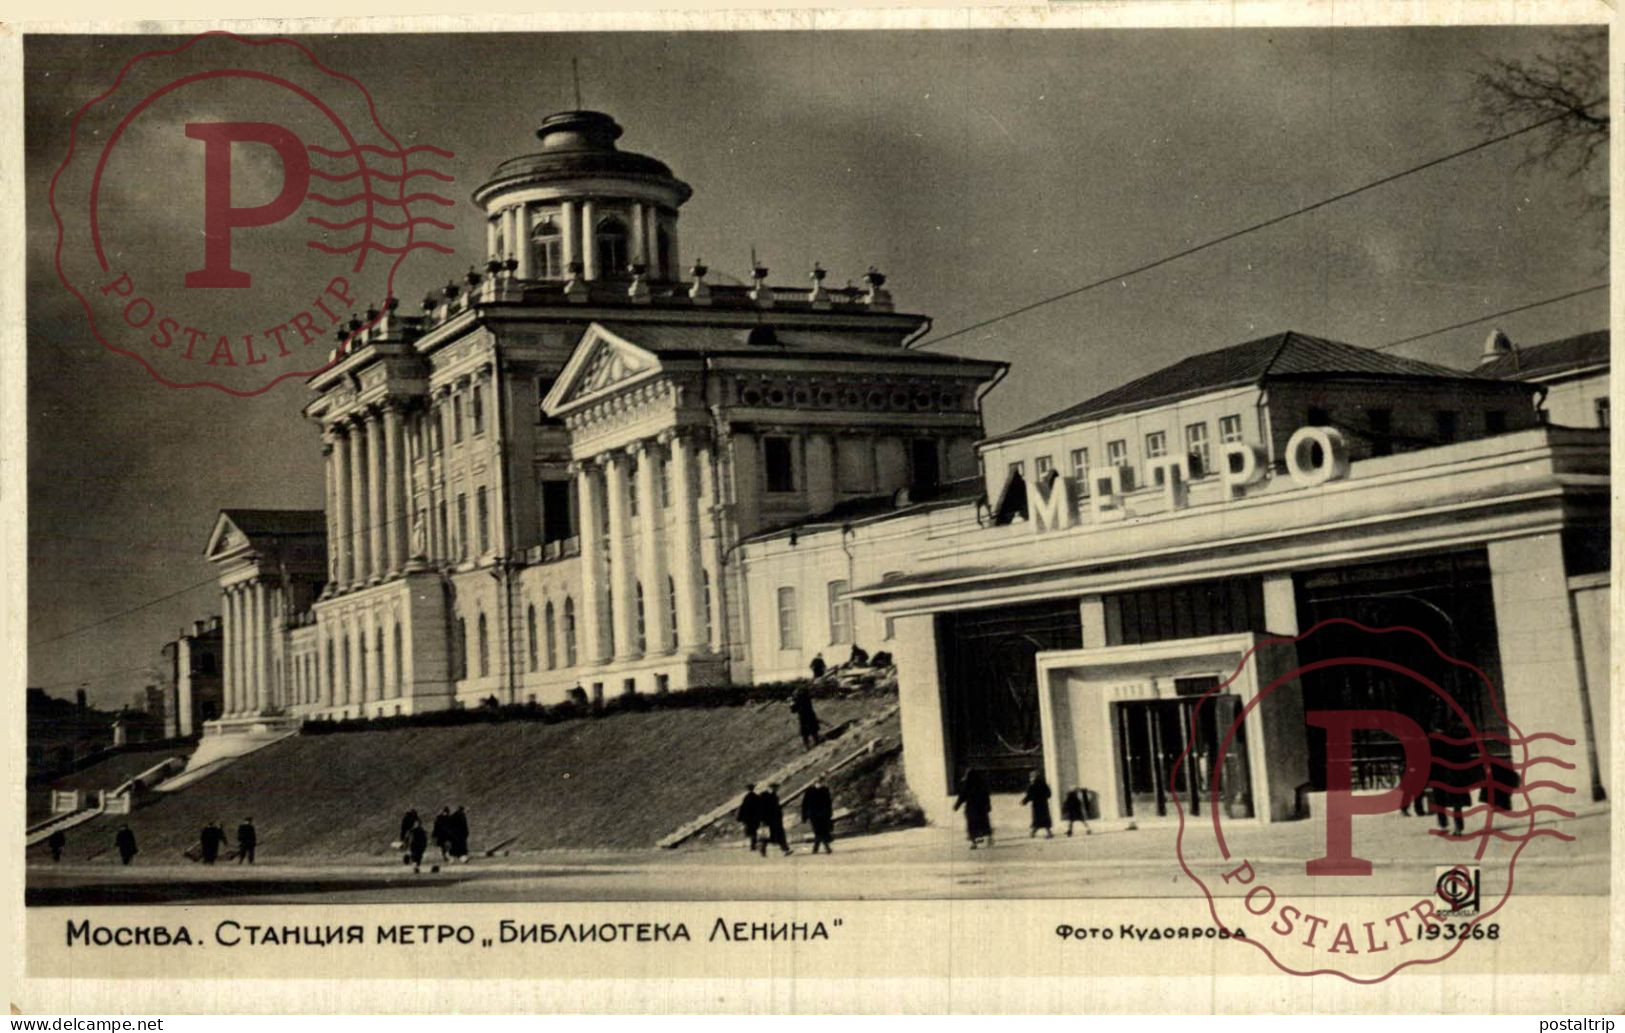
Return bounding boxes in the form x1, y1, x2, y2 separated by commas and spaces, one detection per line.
544, 601, 557, 669
563, 597, 578, 667
594, 216, 629, 278
477, 612, 490, 678
666, 575, 679, 646
358, 631, 368, 696
526, 604, 539, 672
702, 568, 714, 648
375, 626, 385, 697
455, 618, 467, 680
635, 582, 647, 654
340, 633, 350, 701
393, 623, 403, 696
531, 215, 563, 280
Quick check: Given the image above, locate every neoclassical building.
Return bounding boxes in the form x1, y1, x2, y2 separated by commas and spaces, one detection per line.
202, 109, 1002, 734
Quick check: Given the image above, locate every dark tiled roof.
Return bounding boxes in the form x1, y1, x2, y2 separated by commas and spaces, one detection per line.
222, 509, 326, 537
1476, 330, 1609, 380
990, 331, 1487, 442
596, 321, 1002, 370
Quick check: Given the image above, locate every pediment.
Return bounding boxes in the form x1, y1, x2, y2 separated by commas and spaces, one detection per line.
204, 512, 251, 563
540, 323, 664, 417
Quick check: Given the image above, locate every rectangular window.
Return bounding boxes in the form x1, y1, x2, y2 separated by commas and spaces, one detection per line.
1367, 408, 1393, 457
476, 486, 490, 554
1007, 460, 1026, 482
1107, 439, 1127, 468
1597, 397, 1610, 428
540, 480, 573, 545
1034, 455, 1054, 481
1435, 410, 1458, 444
1144, 431, 1166, 459
1484, 410, 1507, 435
1219, 414, 1244, 444
452, 395, 464, 444
827, 580, 852, 645
456, 493, 469, 559
471, 384, 484, 435
776, 586, 800, 650
764, 436, 795, 493
1069, 447, 1089, 485
884, 616, 896, 641
1184, 422, 1211, 477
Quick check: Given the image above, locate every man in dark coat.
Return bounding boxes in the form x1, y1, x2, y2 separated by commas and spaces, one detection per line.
737, 784, 763, 850
809, 654, 826, 680
47, 830, 65, 862
114, 825, 138, 865
432, 807, 452, 861
954, 770, 993, 849
1430, 723, 1473, 837
447, 805, 470, 862
756, 784, 792, 857
1020, 771, 1054, 839
236, 817, 258, 864
407, 819, 429, 873
790, 686, 821, 749
801, 777, 835, 854
398, 809, 419, 846
199, 820, 226, 864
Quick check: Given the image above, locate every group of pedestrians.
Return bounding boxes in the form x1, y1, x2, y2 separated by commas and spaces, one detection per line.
397, 806, 471, 872
955, 770, 1091, 849
736, 778, 836, 856
196, 818, 257, 863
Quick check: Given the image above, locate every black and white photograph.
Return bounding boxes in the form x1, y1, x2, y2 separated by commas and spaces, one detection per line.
11, 12, 1618, 1003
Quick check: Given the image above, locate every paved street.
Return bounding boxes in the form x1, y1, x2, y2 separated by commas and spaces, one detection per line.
27, 808, 1608, 905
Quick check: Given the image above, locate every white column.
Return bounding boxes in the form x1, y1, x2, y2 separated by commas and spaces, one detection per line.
221, 586, 236, 716
645, 206, 661, 276
666, 431, 703, 651
575, 460, 607, 665
630, 201, 647, 268
581, 200, 597, 280
331, 425, 352, 588
560, 199, 578, 271
696, 438, 722, 650
604, 451, 637, 658
633, 439, 671, 654
515, 204, 532, 280
322, 435, 337, 588
383, 402, 406, 574
347, 418, 368, 583
485, 213, 498, 261
247, 580, 263, 714
365, 408, 385, 582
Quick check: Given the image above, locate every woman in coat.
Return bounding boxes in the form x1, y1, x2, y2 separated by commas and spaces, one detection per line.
1020, 771, 1054, 838
1060, 787, 1091, 836
953, 770, 994, 848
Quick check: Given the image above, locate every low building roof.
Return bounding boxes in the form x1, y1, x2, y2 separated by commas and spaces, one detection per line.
985, 330, 1494, 444
1476, 329, 1609, 380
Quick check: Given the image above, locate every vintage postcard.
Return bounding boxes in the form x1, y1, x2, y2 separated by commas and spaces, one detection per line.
5, 4, 1621, 1013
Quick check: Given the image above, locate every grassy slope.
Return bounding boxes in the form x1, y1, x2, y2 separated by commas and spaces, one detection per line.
51, 696, 885, 862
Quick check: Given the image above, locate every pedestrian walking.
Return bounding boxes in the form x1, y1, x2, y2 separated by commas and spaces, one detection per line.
236, 817, 258, 864
199, 820, 226, 864
809, 653, 827, 680
448, 805, 470, 862
790, 685, 821, 749
432, 807, 452, 861
398, 808, 419, 846
756, 784, 792, 856
47, 829, 65, 863
737, 784, 763, 850
1061, 787, 1091, 836
114, 824, 138, 866
953, 769, 993, 849
1431, 723, 1472, 837
407, 819, 429, 873
1021, 771, 1054, 838
802, 777, 835, 854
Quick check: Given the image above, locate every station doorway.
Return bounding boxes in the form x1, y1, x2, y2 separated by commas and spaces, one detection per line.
1112, 686, 1253, 819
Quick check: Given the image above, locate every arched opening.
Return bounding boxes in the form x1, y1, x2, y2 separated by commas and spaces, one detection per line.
392, 624, 403, 697
531, 215, 563, 279
563, 597, 578, 666
477, 612, 490, 678
545, 601, 557, 669
526, 604, 539, 672
594, 216, 629, 278
635, 581, 648, 654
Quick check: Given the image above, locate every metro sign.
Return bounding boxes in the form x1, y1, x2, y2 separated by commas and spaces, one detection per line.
1028, 425, 1351, 534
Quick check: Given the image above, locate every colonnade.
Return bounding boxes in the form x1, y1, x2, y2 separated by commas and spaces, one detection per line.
571, 428, 712, 666
485, 198, 676, 281
325, 401, 411, 590
220, 578, 275, 717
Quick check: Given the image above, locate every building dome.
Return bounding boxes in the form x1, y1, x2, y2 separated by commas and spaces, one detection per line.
472, 111, 691, 285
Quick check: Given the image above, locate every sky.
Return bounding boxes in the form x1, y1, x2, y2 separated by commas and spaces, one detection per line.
24, 27, 1609, 706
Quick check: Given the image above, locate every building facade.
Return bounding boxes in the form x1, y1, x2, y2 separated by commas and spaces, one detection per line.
1478, 328, 1610, 430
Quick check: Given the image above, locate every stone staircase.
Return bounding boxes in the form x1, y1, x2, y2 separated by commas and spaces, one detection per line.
657, 702, 899, 848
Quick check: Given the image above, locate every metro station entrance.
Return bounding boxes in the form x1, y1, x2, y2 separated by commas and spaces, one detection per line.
1112, 687, 1252, 819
